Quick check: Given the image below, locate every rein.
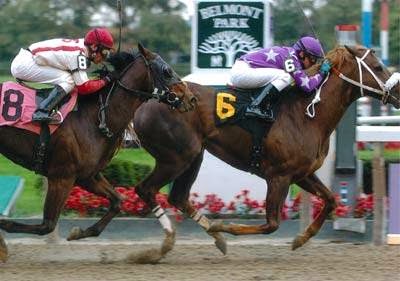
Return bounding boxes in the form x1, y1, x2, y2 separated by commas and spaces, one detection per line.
97, 52, 182, 138
332, 49, 391, 104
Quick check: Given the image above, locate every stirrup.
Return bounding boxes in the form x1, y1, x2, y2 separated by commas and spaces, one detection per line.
32, 110, 62, 124
245, 107, 274, 121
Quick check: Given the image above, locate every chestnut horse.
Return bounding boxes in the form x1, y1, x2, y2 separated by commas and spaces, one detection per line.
0, 44, 195, 262
132, 45, 400, 257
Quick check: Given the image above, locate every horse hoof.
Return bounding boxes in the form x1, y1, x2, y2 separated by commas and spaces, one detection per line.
208, 220, 224, 233
0, 236, 8, 263
292, 234, 306, 250
161, 230, 176, 256
212, 232, 227, 255
67, 226, 83, 241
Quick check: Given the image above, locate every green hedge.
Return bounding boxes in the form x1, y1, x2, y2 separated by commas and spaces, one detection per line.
102, 158, 152, 186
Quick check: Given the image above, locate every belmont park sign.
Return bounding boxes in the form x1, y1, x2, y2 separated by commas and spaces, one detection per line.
192, 0, 272, 71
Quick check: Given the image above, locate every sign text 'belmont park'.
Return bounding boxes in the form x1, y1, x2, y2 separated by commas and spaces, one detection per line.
195, 1, 269, 69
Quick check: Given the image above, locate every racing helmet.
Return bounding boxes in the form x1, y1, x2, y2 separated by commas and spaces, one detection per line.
84, 28, 114, 49
293, 36, 324, 59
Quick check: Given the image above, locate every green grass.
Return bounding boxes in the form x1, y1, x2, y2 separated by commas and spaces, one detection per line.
0, 156, 43, 216
113, 148, 155, 166
1, 148, 155, 217
358, 149, 400, 161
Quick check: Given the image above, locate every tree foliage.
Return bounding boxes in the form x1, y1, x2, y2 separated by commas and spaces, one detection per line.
0, 0, 190, 72
0, 0, 399, 74
272, 0, 400, 67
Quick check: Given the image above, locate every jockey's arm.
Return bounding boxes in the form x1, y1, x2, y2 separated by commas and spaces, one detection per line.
291, 68, 325, 93
385, 72, 400, 91
72, 70, 108, 95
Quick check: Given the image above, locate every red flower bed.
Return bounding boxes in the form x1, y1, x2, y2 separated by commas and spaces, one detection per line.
354, 193, 374, 218
65, 186, 178, 217
66, 187, 373, 220
285, 193, 350, 219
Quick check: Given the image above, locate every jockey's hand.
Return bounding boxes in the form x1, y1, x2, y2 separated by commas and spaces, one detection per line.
384, 72, 400, 91
320, 59, 332, 75
104, 71, 119, 83
92, 67, 109, 78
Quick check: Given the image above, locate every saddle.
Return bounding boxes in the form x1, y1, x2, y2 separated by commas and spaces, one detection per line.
214, 85, 282, 173
0, 81, 78, 174
0, 81, 78, 134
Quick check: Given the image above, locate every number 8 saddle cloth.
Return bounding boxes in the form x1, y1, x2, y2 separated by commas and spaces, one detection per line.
0, 81, 78, 135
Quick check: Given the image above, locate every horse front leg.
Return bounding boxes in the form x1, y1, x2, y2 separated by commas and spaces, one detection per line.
168, 152, 227, 255
292, 173, 337, 250
0, 177, 75, 235
67, 173, 122, 241
208, 176, 290, 235
132, 163, 180, 262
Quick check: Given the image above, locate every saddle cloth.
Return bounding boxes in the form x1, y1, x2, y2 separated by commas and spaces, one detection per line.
0, 81, 78, 135
214, 86, 273, 125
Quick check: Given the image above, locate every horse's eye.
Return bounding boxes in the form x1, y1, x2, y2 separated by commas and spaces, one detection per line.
374, 65, 383, 71
162, 66, 173, 78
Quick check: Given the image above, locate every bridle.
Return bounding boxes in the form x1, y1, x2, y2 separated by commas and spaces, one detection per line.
97, 52, 183, 138
306, 48, 399, 118
331, 49, 396, 104
115, 52, 183, 107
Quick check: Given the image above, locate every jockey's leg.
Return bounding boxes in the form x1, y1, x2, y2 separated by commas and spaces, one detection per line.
32, 85, 69, 122
245, 83, 279, 120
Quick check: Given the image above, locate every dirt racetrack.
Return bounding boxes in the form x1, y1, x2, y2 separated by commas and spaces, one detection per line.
0, 239, 399, 281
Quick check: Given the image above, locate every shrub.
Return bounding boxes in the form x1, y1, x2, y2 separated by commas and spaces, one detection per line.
102, 159, 152, 186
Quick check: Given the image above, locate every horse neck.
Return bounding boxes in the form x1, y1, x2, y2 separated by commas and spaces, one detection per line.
106, 88, 143, 132
307, 74, 359, 138
100, 78, 148, 135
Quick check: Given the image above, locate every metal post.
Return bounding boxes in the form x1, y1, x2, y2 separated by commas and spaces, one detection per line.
372, 143, 387, 245
300, 190, 312, 232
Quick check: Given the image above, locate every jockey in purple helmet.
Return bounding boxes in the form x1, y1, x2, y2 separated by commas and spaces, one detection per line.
230, 36, 331, 120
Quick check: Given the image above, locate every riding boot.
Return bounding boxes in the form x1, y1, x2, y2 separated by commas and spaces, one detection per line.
245, 84, 279, 121
32, 85, 69, 123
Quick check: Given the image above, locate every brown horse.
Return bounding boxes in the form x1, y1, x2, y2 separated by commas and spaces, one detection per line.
132, 45, 400, 258
0, 44, 195, 262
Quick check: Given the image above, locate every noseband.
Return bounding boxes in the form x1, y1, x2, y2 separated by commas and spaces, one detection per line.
332, 49, 397, 105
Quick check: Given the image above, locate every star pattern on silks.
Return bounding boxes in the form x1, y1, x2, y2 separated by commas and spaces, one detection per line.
265, 49, 279, 62
300, 76, 311, 89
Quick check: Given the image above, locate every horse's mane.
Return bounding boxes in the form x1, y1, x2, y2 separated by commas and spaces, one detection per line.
107, 51, 137, 72
308, 45, 368, 75
283, 46, 354, 103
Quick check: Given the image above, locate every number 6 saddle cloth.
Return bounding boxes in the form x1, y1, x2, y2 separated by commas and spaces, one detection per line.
215, 85, 280, 126
0, 81, 78, 135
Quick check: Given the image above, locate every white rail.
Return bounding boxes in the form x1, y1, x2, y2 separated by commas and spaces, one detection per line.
356, 126, 400, 142
357, 116, 400, 124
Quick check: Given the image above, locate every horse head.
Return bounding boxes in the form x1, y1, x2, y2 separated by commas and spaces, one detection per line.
326, 45, 400, 109
138, 43, 197, 112
107, 44, 196, 112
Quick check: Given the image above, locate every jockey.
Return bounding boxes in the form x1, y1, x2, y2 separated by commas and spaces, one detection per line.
230, 36, 331, 120
10, 27, 115, 123
384, 72, 400, 91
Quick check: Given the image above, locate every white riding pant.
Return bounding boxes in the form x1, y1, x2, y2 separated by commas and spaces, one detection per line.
10, 48, 75, 93
230, 60, 294, 91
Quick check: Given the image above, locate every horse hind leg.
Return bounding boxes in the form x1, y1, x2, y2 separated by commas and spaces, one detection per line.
67, 173, 122, 241
168, 151, 227, 255
0, 233, 8, 263
208, 176, 290, 236
292, 174, 337, 250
